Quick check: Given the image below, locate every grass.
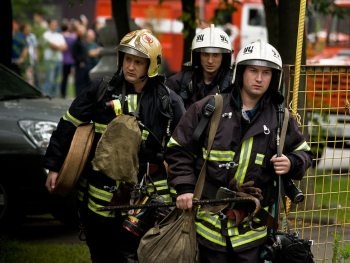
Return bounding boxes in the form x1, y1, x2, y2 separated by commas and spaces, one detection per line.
313, 172, 349, 224
290, 170, 350, 225
0, 237, 90, 263
315, 173, 349, 223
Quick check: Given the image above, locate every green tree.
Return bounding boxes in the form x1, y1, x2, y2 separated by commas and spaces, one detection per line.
12, 0, 47, 22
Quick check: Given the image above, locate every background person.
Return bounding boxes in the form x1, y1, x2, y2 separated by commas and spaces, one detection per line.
42, 18, 67, 97
85, 28, 102, 71
11, 20, 28, 76
60, 20, 77, 98
23, 22, 40, 87
166, 24, 233, 109
72, 22, 89, 97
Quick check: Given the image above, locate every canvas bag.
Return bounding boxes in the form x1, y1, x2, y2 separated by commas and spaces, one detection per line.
137, 208, 197, 263
92, 114, 141, 185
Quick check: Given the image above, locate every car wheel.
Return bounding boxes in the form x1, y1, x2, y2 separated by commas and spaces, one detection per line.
0, 181, 25, 233
0, 182, 8, 222
49, 191, 79, 228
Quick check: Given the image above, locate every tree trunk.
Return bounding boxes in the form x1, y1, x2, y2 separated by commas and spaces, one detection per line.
263, 0, 306, 65
270, 0, 313, 210
279, 0, 306, 65
263, 0, 279, 48
111, 0, 130, 43
182, 0, 196, 65
0, 0, 13, 68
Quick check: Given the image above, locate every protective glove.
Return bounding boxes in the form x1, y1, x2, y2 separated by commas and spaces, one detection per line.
231, 180, 263, 201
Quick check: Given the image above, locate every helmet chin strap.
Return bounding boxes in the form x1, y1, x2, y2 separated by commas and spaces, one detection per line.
139, 75, 148, 82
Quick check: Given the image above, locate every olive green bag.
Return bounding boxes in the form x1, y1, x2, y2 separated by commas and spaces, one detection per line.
92, 114, 141, 185
137, 208, 197, 263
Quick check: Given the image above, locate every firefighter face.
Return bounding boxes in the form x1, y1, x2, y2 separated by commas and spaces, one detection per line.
200, 52, 223, 75
122, 53, 149, 85
241, 65, 272, 100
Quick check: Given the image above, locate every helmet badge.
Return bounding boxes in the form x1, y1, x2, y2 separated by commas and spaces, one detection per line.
142, 34, 154, 45
220, 34, 229, 44
196, 34, 204, 43
243, 45, 254, 54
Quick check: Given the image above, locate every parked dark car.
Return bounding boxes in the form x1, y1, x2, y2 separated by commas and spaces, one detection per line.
0, 64, 76, 231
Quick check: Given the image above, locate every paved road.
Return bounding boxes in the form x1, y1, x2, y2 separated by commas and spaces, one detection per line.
7, 214, 82, 244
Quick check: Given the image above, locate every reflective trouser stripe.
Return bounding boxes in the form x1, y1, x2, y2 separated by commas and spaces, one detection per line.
196, 221, 267, 247
87, 198, 115, 218
146, 179, 171, 202
86, 183, 115, 218
88, 184, 113, 202
195, 206, 268, 247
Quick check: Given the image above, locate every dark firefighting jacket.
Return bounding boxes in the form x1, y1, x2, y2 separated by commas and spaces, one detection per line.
165, 92, 313, 252
44, 73, 185, 220
166, 66, 233, 109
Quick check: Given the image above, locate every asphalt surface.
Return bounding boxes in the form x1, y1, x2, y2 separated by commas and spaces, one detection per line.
6, 214, 82, 244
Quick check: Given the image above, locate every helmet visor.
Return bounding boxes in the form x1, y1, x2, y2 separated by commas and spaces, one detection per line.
118, 45, 149, 59
239, 59, 281, 70
194, 47, 231, 54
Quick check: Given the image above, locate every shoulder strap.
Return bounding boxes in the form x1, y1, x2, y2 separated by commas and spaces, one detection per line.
192, 96, 216, 142
157, 82, 173, 141
96, 76, 115, 104
278, 108, 289, 157
275, 108, 290, 231
193, 95, 223, 200
158, 82, 172, 114
179, 70, 193, 100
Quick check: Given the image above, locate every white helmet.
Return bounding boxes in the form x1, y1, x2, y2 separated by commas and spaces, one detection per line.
232, 40, 282, 88
191, 24, 233, 68
118, 29, 162, 77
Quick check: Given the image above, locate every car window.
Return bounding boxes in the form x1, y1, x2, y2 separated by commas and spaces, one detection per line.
0, 64, 42, 100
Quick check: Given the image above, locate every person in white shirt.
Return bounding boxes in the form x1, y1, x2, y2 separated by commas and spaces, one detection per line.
42, 19, 67, 97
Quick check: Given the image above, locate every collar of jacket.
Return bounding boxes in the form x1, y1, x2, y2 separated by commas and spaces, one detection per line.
230, 88, 271, 113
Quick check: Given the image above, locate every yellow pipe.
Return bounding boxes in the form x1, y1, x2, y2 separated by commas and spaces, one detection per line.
292, 0, 307, 118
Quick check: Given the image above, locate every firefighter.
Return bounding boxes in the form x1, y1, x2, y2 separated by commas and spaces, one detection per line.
166, 24, 234, 109
165, 40, 313, 263
44, 29, 185, 262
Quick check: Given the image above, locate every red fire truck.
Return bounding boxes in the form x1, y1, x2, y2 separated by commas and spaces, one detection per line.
95, 0, 267, 72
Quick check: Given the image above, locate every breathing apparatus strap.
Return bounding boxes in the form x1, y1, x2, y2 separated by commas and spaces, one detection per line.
192, 96, 216, 142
